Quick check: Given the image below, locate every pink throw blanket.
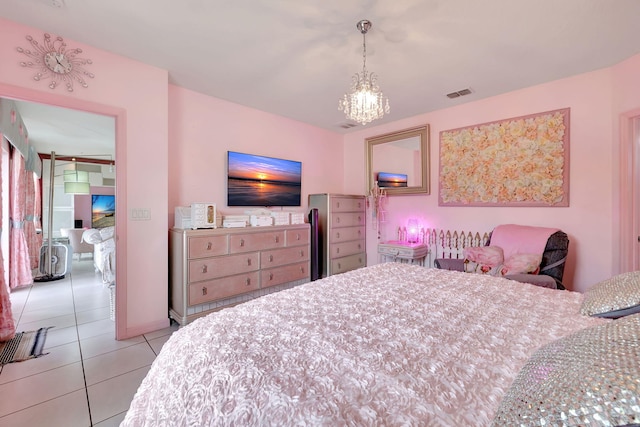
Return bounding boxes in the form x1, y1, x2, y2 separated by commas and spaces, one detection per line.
489, 224, 559, 260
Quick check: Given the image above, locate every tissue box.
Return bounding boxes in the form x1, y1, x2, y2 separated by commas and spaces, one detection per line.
250, 215, 273, 227
271, 212, 290, 226
289, 212, 305, 224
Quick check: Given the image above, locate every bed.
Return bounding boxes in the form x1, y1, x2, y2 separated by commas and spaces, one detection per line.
122, 263, 640, 426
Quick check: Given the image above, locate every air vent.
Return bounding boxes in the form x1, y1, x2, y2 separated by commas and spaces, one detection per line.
446, 88, 473, 99
338, 122, 358, 129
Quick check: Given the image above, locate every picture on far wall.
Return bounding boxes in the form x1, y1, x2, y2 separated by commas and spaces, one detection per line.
439, 108, 570, 207
92, 194, 115, 228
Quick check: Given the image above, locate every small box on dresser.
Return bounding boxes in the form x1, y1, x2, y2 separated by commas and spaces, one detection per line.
170, 223, 310, 325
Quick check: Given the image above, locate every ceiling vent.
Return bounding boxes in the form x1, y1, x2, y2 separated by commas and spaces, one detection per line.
338, 122, 358, 129
446, 88, 473, 99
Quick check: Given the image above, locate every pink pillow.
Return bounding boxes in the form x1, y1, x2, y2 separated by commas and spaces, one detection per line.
463, 246, 504, 275
499, 253, 542, 276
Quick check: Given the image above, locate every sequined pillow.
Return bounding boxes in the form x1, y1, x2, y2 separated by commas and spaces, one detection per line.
580, 271, 640, 319
491, 314, 640, 426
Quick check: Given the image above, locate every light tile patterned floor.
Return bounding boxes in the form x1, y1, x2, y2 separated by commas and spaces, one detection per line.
0, 258, 178, 426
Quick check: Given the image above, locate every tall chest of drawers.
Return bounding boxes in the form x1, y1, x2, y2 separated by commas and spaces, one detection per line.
169, 224, 310, 325
308, 193, 366, 278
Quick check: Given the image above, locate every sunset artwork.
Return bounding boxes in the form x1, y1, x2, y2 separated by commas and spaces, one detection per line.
227, 151, 302, 206
92, 194, 115, 228
377, 172, 408, 188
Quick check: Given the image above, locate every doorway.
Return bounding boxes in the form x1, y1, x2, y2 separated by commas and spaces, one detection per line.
618, 111, 640, 273
0, 92, 120, 338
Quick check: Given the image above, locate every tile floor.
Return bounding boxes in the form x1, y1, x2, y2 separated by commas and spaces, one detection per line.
0, 257, 178, 426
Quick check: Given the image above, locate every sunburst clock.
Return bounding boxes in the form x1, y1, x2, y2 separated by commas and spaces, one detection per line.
17, 33, 94, 92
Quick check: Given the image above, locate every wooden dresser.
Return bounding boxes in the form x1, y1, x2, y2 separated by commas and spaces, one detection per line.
308, 193, 366, 278
169, 224, 310, 325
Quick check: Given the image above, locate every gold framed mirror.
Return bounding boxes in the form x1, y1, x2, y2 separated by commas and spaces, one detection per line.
366, 124, 430, 195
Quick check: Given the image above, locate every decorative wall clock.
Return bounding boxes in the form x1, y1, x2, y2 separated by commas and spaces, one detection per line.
16, 33, 94, 92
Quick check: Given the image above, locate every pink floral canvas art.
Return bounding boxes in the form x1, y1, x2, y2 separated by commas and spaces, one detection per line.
439, 108, 570, 206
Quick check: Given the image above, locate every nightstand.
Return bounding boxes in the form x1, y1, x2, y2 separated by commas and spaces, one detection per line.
378, 241, 429, 266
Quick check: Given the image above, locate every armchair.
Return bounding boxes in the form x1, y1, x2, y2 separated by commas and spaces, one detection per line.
60, 228, 94, 260
434, 225, 569, 290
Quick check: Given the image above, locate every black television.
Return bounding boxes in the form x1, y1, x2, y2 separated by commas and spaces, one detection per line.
227, 151, 302, 207
91, 194, 116, 228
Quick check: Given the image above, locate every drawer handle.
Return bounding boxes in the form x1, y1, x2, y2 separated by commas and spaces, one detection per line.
336, 247, 340, 254
336, 232, 340, 239
357, 216, 362, 222
359, 258, 362, 264
299, 250, 304, 257
336, 217, 340, 223
246, 278, 251, 286
240, 239, 245, 247
296, 233, 300, 241
358, 202, 361, 208
202, 287, 207, 296
206, 242, 212, 250
247, 258, 252, 266
201, 265, 208, 273
300, 266, 304, 273
274, 235, 279, 243
358, 230, 361, 236
337, 202, 340, 208
269, 272, 273, 281
269, 254, 274, 262
358, 244, 361, 249
337, 263, 341, 270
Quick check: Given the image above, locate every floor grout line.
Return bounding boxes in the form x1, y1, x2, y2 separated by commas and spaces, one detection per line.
69, 270, 94, 427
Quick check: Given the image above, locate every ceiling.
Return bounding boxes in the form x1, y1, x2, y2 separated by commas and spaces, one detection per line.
2, 0, 640, 155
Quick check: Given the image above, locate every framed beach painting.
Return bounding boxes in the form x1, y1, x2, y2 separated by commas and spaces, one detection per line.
439, 108, 570, 207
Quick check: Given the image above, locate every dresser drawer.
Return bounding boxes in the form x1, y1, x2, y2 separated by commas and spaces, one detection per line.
331, 197, 365, 212
285, 228, 309, 246
261, 246, 309, 269
188, 272, 260, 305
330, 226, 364, 243
330, 239, 365, 259
331, 212, 365, 228
261, 261, 309, 288
188, 252, 259, 282
188, 235, 228, 259
331, 253, 366, 275
229, 231, 286, 253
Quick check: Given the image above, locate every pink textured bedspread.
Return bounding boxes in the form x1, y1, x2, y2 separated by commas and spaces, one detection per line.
122, 263, 607, 426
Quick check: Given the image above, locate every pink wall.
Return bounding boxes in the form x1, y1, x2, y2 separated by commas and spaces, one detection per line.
167, 85, 344, 221
345, 67, 622, 292
0, 18, 169, 339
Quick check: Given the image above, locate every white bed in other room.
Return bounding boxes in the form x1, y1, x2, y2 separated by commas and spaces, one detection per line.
122, 263, 638, 426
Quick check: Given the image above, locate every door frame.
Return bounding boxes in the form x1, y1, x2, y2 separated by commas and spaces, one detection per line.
618, 108, 640, 273
0, 82, 128, 340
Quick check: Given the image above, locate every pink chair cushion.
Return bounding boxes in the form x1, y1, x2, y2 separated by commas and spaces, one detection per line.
488, 224, 559, 261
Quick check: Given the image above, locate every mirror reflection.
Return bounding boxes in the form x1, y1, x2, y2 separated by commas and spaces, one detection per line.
366, 125, 430, 195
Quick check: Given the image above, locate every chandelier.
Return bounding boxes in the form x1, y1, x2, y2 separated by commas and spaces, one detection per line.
338, 19, 390, 125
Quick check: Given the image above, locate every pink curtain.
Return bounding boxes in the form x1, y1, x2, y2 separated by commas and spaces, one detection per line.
10, 149, 32, 289
24, 171, 40, 271
0, 138, 15, 341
